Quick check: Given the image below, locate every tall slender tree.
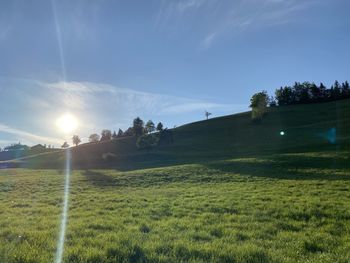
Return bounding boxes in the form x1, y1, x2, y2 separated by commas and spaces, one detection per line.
117, 129, 124, 137
132, 117, 144, 137
156, 122, 164, 132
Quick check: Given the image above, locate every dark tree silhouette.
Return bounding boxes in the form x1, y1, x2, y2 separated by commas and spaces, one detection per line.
100, 129, 112, 141
72, 135, 81, 146
267, 80, 350, 107
61, 141, 69, 148
156, 122, 163, 132
342, 81, 350, 98
89, 134, 100, 143
275, 86, 294, 106
117, 129, 123, 137
132, 117, 144, 137
124, 127, 134, 137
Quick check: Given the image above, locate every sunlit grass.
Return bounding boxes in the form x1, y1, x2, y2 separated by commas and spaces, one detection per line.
1, 151, 350, 262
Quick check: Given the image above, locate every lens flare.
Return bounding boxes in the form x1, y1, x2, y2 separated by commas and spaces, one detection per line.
55, 149, 71, 263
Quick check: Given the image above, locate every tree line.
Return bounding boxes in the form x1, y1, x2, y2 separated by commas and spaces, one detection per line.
250, 80, 350, 120
272, 80, 349, 106
65, 118, 165, 149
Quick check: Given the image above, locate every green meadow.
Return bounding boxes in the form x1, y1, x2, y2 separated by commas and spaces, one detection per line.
1, 151, 350, 262
1, 100, 350, 262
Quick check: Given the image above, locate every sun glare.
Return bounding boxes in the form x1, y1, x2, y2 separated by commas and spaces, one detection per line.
56, 114, 78, 134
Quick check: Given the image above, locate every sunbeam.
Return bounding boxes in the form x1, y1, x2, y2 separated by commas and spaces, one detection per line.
51, 1, 71, 262
55, 149, 71, 263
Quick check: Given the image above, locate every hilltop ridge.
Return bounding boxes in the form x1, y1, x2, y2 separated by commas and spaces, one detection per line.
2, 99, 350, 170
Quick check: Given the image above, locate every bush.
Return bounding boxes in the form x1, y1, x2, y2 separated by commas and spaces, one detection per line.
136, 134, 159, 149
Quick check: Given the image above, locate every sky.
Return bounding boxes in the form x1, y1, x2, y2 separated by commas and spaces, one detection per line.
0, 0, 349, 147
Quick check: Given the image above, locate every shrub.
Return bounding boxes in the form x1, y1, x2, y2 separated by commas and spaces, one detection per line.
136, 134, 159, 149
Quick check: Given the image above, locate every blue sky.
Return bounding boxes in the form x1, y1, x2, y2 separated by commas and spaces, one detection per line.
0, 0, 349, 147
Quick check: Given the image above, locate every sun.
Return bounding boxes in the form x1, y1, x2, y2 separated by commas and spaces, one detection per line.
56, 113, 79, 134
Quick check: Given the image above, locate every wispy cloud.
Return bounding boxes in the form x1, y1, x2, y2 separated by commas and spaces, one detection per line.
199, 0, 318, 49
200, 32, 217, 50
0, 78, 247, 146
177, 0, 207, 13
43, 80, 243, 116
155, 0, 318, 49
0, 123, 61, 145
160, 101, 241, 114
155, 0, 217, 32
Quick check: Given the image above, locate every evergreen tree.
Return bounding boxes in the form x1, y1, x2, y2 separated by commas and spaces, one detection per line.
342, 81, 350, 98
156, 122, 164, 132
132, 117, 144, 137
332, 80, 341, 100
117, 129, 124, 137
319, 82, 327, 101
124, 127, 134, 136
309, 82, 320, 102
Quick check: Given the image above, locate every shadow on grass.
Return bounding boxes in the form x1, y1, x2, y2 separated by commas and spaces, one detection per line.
205, 154, 350, 181
80, 152, 350, 189
82, 170, 117, 187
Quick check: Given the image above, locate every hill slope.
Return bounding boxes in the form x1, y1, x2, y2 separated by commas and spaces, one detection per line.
3, 99, 350, 170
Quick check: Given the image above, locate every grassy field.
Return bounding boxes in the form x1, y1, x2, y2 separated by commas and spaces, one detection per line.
1, 150, 350, 262
1, 100, 350, 262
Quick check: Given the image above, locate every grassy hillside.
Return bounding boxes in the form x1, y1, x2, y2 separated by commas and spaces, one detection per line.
1, 100, 350, 262
4, 99, 350, 170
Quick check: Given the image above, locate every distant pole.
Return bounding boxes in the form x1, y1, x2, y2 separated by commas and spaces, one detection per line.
205, 111, 212, 120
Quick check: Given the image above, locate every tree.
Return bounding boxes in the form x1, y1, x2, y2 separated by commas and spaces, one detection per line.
275, 86, 293, 106
331, 80, 341, 100
112, 131, 118, 140
132, 117, 144, 137
117, 129, 124, 137
61, 142, 69, 148
319, 82, 327, 101
156, 122, 163, 132
145, 120, 155, 134
250, 91, 269, 121
289, 82, 311, 104
205, 111, 212, 120
124, 127, 134, 137
89, 133, 100, 143
72, 135, 81, 146
342, 81, 350, 98
100, 129, 112, 141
